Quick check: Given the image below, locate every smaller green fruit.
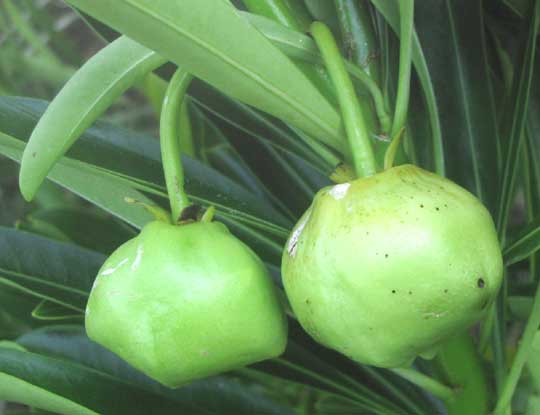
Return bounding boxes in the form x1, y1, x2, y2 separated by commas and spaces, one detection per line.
282, 164, 503, 368
86, 220, 287, 387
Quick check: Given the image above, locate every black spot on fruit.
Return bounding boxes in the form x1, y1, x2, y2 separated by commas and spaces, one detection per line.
477, 278, 485, 288
392, 290, 396, 294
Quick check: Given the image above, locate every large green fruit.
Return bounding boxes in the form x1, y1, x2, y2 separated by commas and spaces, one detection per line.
86, 220, 287, 387
282, 164, 503, 368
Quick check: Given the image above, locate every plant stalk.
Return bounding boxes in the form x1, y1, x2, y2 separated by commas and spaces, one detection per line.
160, 68, 193, 221
311, 21, 377, 178
435, 333, 489, 415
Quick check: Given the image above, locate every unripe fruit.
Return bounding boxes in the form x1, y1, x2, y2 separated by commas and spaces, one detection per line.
86, 220, 287, 387
282, 164, 503, 368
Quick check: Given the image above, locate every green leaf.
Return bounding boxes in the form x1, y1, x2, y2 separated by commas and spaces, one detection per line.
413, 0, 500, 207
16, 326, 295, 415
0, 227, 104, 312
496, 2, 540, 238
0, 346, 199, 415
31, 300, 84, 321
190, 84, 330, 216
0, 96, 292, 228
188, 103, 289, 207
0, 131, 156, 229
504, 215, 540, 266
253, 321, 434, 415
18, 207, 134, 255
1, 128, 289, 266
64, 0, 344, 151
508, 296, 534, 320
19, 36, 166, 201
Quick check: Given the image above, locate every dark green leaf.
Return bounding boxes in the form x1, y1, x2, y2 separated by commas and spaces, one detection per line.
495, 0, 540, 236
18, 207, 134, 255
505, 215, 540, 266
0, 227, 104, 312
0, 96, 292, 228
16, 326, 295, 415
31, 300, 84, 322
0, 346, 200, 415
0, 130, 156, 229
414, 0, 500, 211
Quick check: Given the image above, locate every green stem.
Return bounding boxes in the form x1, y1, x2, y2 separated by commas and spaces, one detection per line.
179, 100, 195, 157
345, 62, 391, 133
160, 68, 193, 221
494, 275, 540, 413
435, 333, 489, 415
391, 0, 414, 138
242, 12, 391, 132
311, 21, 376, 178
390, 367, 455, 404
383, 127, 405, 170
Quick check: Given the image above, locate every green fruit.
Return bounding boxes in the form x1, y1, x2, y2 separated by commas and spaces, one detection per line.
86, 220, 287, 387
282, 164, 503, 368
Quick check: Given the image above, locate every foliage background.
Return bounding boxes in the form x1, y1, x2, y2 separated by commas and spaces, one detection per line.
1, 0, 540, 414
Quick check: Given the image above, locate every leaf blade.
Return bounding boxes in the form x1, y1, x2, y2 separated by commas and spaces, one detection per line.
64, 0, 344, 150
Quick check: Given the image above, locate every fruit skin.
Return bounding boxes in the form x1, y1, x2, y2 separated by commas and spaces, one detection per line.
86, 220, 287, 387
282, 164, 503, 368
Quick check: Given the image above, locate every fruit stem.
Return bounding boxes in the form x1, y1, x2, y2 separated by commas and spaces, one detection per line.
391, 0, 414, 138
494, 270, 540, 414
201, 206, 216, 223
160, 68, 193, 222
383, 127, 405, 170
434, 333, 489, 415
390, 367, 456, 404
311, 21, 377, 179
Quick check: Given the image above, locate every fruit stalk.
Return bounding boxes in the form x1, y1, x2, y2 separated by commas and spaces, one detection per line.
311, 21, 376, 178
435, 333, 489, 415
160, 68, 193, 221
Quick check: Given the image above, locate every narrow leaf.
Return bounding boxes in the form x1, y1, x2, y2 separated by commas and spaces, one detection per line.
19, 36, 166, 201
504, 215, 540, 266
0, 227, 104, 312
64, 0, 344, 150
